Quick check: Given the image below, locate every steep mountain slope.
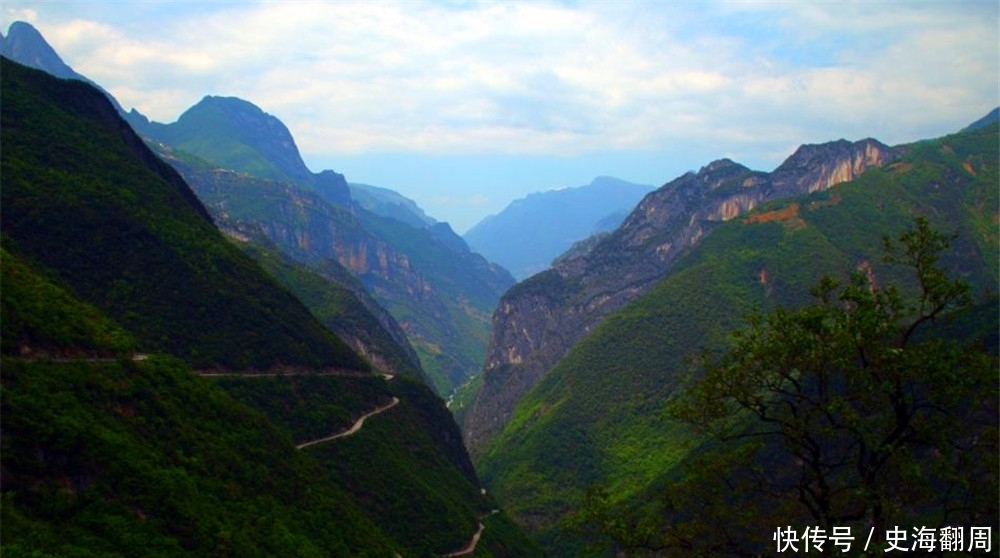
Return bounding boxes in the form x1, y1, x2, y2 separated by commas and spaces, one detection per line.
1, 242, 135, 358
0, 58, 364, 372
476, 121, 999, 556
238, 240, 426, 381
463, 137, 899, 452
464, 177, 655, 279
165, 154, 513, 394
0, 21, 127, 115
0, 57, 539, 558
3, 20, 515, 395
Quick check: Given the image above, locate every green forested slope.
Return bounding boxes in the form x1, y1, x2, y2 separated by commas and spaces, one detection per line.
132, 95, 316, 186
0, 287, 535, 557
0, 58, 539, 557
1, 357, 402, 558
0, 58, 365, 371
1, 241, 134, 357
478, 123, 999, 556
239, 241, 427, 381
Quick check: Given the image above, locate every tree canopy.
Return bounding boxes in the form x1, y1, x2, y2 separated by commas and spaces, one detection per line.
577, 218, 998, 557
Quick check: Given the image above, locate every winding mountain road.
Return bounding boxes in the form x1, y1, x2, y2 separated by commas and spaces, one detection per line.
196, 369, 399, 447
441, 522, 485, 557
197, 368, 487, 554
296, 397, 400, 449
196, 370, 391, 379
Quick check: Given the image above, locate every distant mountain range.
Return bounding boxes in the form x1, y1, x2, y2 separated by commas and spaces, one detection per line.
464, 177, 655, 279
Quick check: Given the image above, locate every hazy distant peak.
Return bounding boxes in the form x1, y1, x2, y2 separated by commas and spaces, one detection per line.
963, 107, 1000, 132
588, 175, 654, 190
3, 21, 80, 80
2, 20, 128, 115
463, 176, 654, 279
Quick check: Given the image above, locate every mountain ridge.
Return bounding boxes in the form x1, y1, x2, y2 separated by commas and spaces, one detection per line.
463, 136, 900, 452
0, 57, 367, 371
464, 176, 655, 279
0, 21, 128, 115
131, 95, 323, 188
0, 20, 515, 395
0, 55, 540, 558
476, 120, 999, 556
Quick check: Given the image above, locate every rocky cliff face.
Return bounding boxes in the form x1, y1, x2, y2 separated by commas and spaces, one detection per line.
122, 90, 513, 394
172, 166, 422, 369
166, 160, 512, 393
463, 138, 900, 454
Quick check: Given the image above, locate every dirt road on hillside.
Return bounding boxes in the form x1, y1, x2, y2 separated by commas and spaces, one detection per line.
296, 397, 400, 449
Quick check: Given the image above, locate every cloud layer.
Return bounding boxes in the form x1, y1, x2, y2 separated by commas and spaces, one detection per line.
3, 1, 996, 231
6, 2, 996, 158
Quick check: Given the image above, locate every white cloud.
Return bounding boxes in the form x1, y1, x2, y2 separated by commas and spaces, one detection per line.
4, 0, 996, 163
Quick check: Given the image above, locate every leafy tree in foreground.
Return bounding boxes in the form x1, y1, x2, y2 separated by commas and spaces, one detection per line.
577, 218, 998, 556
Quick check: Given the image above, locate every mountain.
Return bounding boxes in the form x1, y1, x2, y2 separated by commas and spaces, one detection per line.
0, 58, 365, 372
463, 137, 899, 453
161, 150, 513, 394
139, 96, 513, 395
0, 21, 429, 385
1, 21, 127, 115
464, 176, 655, 279
963, 106, 999, 131
476, 120, 999, 556
349, 182, 437, 229
1, 21, 78, 78
4, 20, 515, 396
0, 57, 540, 557
130, 96, 322, 188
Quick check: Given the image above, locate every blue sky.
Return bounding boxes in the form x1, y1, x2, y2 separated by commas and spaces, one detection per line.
3, 1, 997, 233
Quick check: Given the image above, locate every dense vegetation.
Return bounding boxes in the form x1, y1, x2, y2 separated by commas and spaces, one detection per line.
1, 304, 536, 557
0, 58, 539, 557
0, 59, 366, 371
477, 122, 999, 556
1, 241, 134, 357
209, 373, 542, 557
579, 219, 997, 556
1, 357, 401, 557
